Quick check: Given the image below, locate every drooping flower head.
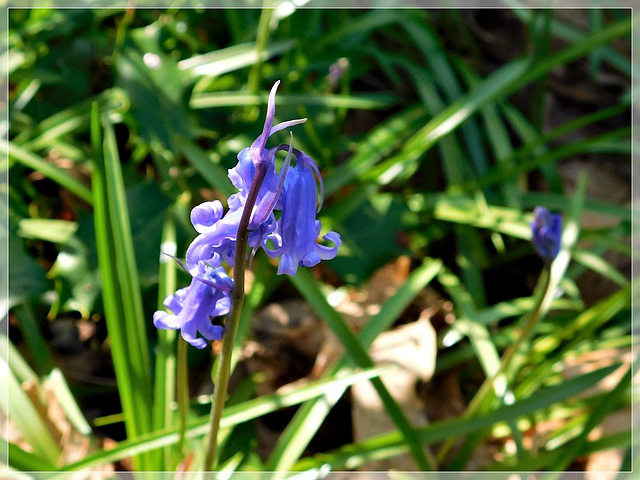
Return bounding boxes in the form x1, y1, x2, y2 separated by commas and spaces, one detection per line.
264, 149, 341, 276
153, 261, 233, 349
531, 206, 562, 263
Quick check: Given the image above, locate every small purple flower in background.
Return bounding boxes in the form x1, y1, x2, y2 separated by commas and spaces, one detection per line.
531, 206, 562, 263
154, 261, 233, 349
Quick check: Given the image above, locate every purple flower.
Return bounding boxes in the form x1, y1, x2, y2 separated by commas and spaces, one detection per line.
154, 81, 342, 348
264, 150, 341, 276
531, 206, 562, 263
153, 261, 233, 349
185, 81, 303, 273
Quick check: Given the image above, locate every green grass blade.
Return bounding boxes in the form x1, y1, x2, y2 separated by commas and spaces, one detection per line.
151, 207, 179, 469
366, 15, 633, 185
11, 303, 54, 375
572, 249, 630, 287
2, 140, 92, 204
179, 40, 297, 78
178, 139, 235, 198
90, 102, 154, 470
0, 357, 60, 465
286, 269, 435, 471
547, 361, 634, 476
55, 365, 390, 473
323, 104, 427, 196
266, 259, 442, 471
4, 438, 57, 471
0, 336, 37, 384
190, 92, 399, 110
403, 19, 489, 176
293, 364, 620, 471
507, 5, 632, 76
13, 88, 128, 150
101, 115, 153, 405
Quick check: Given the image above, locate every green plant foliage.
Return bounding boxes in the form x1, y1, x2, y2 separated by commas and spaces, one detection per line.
5, 5, 633, 476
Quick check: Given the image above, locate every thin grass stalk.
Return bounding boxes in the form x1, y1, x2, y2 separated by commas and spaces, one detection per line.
12, 304, 54, 376
90, 103, 148, 471
152, 208, 178, 469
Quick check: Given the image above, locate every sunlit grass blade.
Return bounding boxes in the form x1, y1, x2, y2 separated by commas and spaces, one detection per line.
462, 127, 630, 192
90, 102, 154, 470
151, 207, 179, 469
190, 91, 399, 110
515, 285, 631, 400
0, 357, 60, 465
432, 196, 530, 239
572, 249, 630, 287
266, 259, 442, 472
180, 40, 296, 78
285, 269, 435, 471
14, 88, 129, 150
363, 16, 633, 186
455, 60, 520, 208
403, 18, 489, 176
55, 365, 392, 473
2, 140, 92, 204
323, 104, 427, 196
546, 361, 634, 477
293, 364, 620, 471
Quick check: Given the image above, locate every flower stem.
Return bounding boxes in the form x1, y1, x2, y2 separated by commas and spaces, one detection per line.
436, 265, 552, 464
203, 162, 268, 471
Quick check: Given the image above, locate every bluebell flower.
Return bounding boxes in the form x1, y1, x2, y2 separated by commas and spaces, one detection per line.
153, 261, 233, 349
154, 81, 342, 348
531, 206, 562, 263
264, 150, 341, 276
185, 81, 303, 273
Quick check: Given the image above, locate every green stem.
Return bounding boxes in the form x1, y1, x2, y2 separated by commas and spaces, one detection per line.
436, 265, 552, 464
176, 338, 189, 463
203, 161, 268, 471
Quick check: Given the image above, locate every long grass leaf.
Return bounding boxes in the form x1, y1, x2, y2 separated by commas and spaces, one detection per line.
151, 207, 179, 468
286, 269, 435, 471
0, 357, 60, 465
179, 40, 297, 78
55, 366, 390, 472
190, 92, 399, 110
4, 438, 57, 471
3, 140, 92, 204
367, 16, 633, 182
293, 364, 620, 471
90, 103, 153, 470
266, 259, 442, 471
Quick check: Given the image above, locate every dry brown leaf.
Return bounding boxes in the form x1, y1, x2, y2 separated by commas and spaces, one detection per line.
351, 311, 437, 470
